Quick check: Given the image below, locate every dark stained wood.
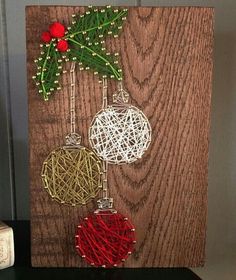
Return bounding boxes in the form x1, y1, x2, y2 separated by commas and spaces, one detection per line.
26, 6, 214, 267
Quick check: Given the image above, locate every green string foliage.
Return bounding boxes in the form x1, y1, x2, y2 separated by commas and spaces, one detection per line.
33, 6, 128, 101
33, 42, 63, 101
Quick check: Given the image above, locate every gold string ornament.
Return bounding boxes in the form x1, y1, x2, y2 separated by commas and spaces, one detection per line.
41, 63, 103, 206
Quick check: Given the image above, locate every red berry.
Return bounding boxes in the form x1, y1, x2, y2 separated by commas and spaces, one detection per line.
49, 22, 65, 38
41, 31, 51, 43
57, 40, 68, 52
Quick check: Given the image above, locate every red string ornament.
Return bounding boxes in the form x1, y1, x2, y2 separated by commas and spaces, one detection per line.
75, 208, 136, 268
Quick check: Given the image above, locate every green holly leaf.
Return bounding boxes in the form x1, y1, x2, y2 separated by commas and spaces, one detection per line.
33, 6, 128, 100
66, 6, 127, 80
33, 42, 63, 101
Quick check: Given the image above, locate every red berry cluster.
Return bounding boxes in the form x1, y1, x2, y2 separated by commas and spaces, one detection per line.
41, 22, 68, 52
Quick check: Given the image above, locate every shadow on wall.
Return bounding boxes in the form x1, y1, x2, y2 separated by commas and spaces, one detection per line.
206, 31, 236, 260
0, 52, 29, 220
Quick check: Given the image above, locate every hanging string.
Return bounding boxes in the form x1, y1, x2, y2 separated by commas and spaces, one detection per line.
70, 62, 76, 134
102, 77, 108, 199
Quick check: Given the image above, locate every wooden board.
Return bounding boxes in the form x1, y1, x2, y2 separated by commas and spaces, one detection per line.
26, 6, 214, 267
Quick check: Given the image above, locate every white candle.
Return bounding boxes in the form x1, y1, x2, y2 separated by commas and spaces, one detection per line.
0, 222, 14, 269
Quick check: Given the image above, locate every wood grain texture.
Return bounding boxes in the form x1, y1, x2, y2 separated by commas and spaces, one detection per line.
26, 6, 214, 267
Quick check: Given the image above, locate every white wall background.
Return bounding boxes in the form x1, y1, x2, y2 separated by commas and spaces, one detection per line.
0, 1, 236, 279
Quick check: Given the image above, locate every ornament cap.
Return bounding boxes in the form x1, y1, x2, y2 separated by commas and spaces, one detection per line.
65, 132, 81, 147
95, 197, 117, 213
113, 81, 129, 104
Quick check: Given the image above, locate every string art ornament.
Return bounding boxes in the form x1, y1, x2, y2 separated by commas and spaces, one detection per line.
76, 82, 136, 267
89, 81, 152, 164
41, 63, 103, 206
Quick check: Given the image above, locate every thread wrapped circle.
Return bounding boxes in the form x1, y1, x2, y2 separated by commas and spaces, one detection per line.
41, 146, 102, 206
75, 210, 136, 267
89, 105, 151, 164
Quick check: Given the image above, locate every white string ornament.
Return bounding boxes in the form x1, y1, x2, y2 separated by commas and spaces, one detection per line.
89, 82, 151, 164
